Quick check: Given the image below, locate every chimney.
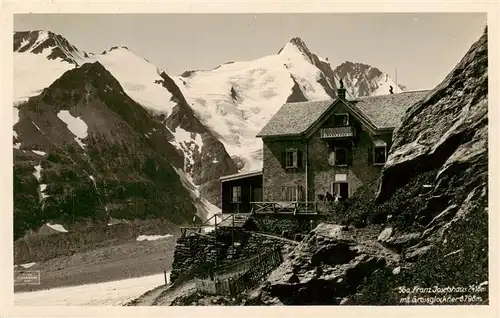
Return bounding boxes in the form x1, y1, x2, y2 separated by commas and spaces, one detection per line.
337, 88, 346, 100
337, 78, 346, 100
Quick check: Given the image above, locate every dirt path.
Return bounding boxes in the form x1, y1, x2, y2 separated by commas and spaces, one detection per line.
127, 279, 196, 306
152, 281, 197, 305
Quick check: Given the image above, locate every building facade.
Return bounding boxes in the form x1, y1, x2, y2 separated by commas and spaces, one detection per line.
220, 88, 429, 213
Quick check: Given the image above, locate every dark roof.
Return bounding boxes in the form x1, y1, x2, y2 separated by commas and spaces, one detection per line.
256, 100, 334, 137
219, 169, 263, 182
256, 90, 430, 137
349, 90, 430, 129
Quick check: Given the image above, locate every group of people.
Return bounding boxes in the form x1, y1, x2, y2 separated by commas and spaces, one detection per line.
317, 191, 341, 203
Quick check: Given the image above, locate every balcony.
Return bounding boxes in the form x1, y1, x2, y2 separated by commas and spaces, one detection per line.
320, 126, 356, 139
250, 201, 344, 215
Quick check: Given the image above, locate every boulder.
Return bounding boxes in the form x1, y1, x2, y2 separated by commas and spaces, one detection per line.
377, 227, 393, 242
383, 232, 421, 249
259, 223, 398, 305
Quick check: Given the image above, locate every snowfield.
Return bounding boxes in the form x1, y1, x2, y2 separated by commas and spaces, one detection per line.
14, 273, 169, 306
96, 47, 177, 116
174, 41, 334, 171
14, 47, 75, 103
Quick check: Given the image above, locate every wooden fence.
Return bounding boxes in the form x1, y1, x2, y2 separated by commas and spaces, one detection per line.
194, 247, 283, 296
250, 201, 342, 215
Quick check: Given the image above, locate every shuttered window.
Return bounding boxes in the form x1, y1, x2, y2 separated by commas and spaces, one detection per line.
285, 149, 297, 168
283, 148, 302, 169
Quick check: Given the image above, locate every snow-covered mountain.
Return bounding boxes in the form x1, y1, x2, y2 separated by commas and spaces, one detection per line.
13, 30, 405, 231
174, 37, 404, 171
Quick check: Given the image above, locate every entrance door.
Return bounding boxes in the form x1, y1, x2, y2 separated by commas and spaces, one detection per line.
332, 182, 349, 201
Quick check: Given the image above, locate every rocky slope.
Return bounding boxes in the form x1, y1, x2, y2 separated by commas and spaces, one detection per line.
246, 28, 488, 305
13, 61, 198, 239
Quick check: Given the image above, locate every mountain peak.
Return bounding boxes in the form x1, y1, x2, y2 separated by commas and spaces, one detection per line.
14, 30, 86, 65
288, 37, 308, 49
277, 36, 313, 57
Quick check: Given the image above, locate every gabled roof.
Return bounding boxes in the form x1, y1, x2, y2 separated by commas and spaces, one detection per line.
349, 90, 430, 129
256, 100, 334, 137
256, 90, 430, 138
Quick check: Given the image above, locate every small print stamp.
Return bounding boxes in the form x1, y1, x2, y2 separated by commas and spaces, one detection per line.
14, 270, 41, 285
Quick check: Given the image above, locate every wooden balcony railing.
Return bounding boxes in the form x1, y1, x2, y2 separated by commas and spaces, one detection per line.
250, 201, 343, 215
320, 126, 356, 139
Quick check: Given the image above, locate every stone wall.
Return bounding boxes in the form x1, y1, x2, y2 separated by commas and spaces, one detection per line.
254, 215, 322, 240
308, 126, 385, 200
262, 139, 306, 201
170, 229, 289, 283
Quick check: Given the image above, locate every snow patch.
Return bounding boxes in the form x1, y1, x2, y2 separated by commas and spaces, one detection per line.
19, 262, 36, 269
46, 223, 68, 233
14, 142, 22, 149
33, 164, 42, 181
39, 184, 49, 200
172, 127, 203, 171
57, 110, 88, 149
136, 234, 173, 241
32, 150, 46, 156
31, 121, 41, 132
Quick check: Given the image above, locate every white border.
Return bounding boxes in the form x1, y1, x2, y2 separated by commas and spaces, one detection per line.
1, 1, 498, 317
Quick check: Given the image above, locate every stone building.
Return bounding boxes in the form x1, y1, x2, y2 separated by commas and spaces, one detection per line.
220, 87, 428, 213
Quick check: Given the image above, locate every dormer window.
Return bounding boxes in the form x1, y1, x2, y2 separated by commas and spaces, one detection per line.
333, 113, 349, 126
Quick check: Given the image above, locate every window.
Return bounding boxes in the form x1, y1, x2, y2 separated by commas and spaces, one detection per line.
285, 148, 298, 168
374, 146, 387, 164
334, 148, 347, 166
284, 186, 298, 201
333, 114, 349, 126
231, 186, 242, 203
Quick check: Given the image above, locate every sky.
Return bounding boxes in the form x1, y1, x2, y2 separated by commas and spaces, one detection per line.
14, 13, 486, 91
